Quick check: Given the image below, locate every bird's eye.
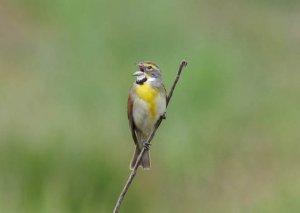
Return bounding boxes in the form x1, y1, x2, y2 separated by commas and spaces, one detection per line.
147, 66, 152, 69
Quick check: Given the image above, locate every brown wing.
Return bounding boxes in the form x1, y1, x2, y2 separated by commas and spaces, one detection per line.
127, 94, 138, 145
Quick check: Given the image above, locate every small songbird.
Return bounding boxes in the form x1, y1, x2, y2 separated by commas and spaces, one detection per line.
127, 61, 167, 170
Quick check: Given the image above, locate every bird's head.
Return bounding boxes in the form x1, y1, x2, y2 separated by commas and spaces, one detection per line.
133, 61, 162, 84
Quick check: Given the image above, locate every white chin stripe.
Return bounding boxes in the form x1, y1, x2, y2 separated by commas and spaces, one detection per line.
137, 74, 146, 82
136, 74, 147, 84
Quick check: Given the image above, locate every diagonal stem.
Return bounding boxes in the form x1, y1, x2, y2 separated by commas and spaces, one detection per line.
113, 59, 188, 213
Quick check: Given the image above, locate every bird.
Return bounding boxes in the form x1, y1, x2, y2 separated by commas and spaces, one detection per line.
127, 61, 167, 170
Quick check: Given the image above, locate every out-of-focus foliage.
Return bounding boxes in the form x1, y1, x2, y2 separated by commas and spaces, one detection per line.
1, 0, 300, 212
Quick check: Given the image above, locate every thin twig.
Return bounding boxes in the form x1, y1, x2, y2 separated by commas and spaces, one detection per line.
113, 60, 188, 213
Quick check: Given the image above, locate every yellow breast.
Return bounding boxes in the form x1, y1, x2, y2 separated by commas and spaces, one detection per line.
135, 83, 159, 120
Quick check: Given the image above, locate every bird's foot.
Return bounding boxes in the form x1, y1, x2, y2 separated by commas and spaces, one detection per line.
143, 142, 151, 150
161, 112, 166, 120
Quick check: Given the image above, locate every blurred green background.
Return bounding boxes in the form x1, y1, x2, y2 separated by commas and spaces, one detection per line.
1, 0, 300, 212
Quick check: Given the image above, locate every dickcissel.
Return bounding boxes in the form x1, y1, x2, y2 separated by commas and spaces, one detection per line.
127, 61, 167, 170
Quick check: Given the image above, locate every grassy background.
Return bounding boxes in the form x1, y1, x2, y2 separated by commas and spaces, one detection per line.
1, 0, 300, 212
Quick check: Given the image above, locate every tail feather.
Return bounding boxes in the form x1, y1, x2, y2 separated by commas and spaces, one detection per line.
130, 147, 151, 170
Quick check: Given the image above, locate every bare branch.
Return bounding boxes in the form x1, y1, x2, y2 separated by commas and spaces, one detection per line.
113, 59, 188, 213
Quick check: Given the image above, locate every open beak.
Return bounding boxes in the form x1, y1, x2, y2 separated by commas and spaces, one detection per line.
132, 70, 144, 76
135, 62, 145, 72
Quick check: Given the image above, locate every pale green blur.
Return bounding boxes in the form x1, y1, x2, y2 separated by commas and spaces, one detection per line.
1, 0, 300, 212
